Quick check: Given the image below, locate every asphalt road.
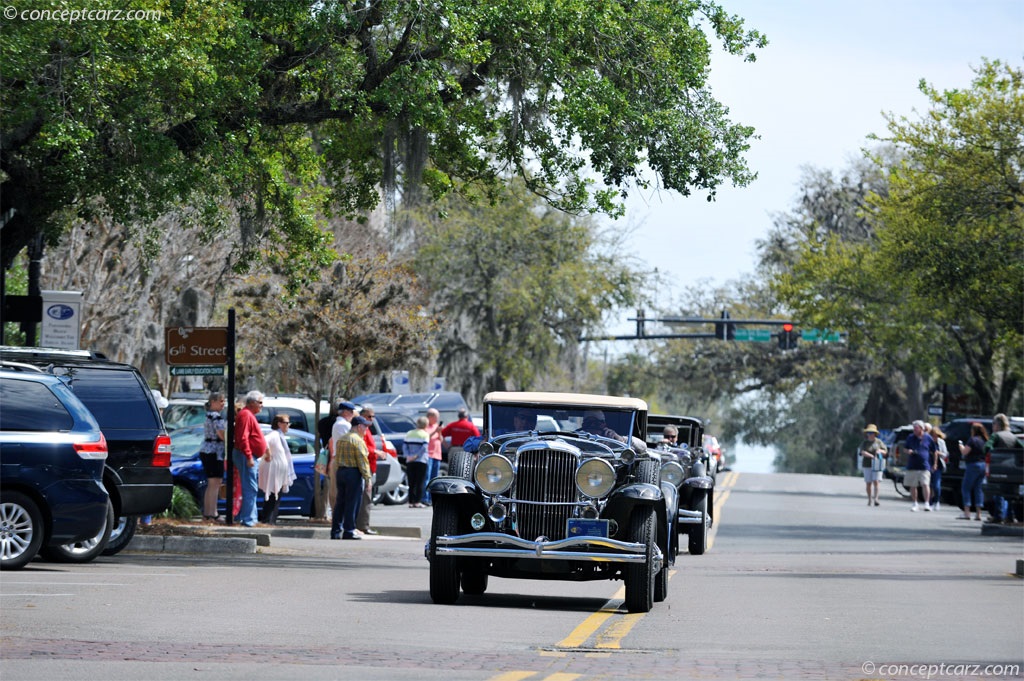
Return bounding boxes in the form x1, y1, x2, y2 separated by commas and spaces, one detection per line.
2, 472, 1021, 681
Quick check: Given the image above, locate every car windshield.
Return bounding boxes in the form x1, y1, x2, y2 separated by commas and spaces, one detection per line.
486, 404, 634, 442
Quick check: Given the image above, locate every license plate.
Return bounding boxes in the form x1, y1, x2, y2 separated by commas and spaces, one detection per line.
566, 518, 609, 538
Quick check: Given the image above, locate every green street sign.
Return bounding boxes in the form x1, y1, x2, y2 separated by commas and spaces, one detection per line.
801, 329, 841, 342
733, 328, 772, 342
170, 365, 225, 376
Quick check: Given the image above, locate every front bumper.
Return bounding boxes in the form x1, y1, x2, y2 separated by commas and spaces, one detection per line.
677, 508, 705, 525
428, 532, 662, 571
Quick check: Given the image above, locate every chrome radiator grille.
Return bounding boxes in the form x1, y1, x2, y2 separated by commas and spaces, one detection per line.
514, 448, 577, 541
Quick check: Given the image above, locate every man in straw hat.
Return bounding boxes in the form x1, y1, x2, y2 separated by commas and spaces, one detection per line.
859, 424, 888, 506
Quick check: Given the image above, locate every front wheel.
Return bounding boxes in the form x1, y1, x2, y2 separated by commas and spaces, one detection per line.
101, 515, 138, 556
429, 499, 461, 605
688, 494, 708, 556
41, 501, 113, 564
0, 491, 44, 570
624, 506, 657, 613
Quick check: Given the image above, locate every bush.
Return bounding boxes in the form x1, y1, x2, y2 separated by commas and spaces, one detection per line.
159, 486, 201, 520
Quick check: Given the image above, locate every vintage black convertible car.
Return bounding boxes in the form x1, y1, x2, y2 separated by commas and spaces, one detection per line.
425, 392, 674, 613
647, 414, 715, 555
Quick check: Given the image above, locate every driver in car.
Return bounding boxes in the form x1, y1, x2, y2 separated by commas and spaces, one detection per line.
579, 410, 625, 442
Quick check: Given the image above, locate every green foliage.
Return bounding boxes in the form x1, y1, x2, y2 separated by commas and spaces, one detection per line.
775, 60, 1024, 416
2, 0, 765, 288
415, 179, 642, 397
160, 486, 201, 521
232, 254, 436, 404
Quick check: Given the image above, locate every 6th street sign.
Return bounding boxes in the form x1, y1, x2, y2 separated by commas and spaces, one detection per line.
165, 327, 228, 365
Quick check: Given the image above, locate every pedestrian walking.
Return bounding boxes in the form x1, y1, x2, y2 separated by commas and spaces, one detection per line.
903, 420, 935, 512
859, 424, 887, 506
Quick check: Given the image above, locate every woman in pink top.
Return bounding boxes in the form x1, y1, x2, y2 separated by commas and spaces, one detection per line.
423, 408, 443, 506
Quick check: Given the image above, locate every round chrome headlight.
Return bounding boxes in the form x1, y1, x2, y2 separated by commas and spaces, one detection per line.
660, 461, 685, 487
475, 454, 514, 495
478, 440, 495, 456
575, 458, 616, 499
619, 448, 636, 465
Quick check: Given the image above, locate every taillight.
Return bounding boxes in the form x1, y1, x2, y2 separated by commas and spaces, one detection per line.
153, 434, 172, 467
75, 432, 109, 460
384, 440, 397, 455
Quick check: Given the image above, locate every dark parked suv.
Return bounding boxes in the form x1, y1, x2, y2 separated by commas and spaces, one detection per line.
0, 369, 112, 569
0, 347, 173, 555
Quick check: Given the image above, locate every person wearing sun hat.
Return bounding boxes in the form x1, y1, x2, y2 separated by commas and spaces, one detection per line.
859, 424, 888, 506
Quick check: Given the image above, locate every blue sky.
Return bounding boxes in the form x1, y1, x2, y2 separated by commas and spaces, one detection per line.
617, 0, 1024, 306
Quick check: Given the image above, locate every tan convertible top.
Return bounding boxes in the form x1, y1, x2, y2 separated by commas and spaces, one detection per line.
483, 391, 647, 411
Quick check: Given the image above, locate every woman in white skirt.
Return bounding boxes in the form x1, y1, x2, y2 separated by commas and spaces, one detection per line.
259, 414, 297, 525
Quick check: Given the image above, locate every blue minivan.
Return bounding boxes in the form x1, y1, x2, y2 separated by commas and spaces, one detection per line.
0, 369, 112, 570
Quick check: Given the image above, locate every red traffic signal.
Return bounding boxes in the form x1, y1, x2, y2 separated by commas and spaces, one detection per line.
779, 323, 797, 350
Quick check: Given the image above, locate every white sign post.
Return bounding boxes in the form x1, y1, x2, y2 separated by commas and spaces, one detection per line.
40, 290, 83, 350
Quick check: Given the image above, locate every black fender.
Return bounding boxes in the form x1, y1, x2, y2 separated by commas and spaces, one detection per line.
659, 482, 679, 564
684, 475, 714, 490
427, 476, 477, 497
605, 482, 666, 542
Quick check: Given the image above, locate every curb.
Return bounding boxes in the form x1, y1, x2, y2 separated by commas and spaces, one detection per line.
126, 535, 257, 554
981, 522, 1024, 538
124, 524, 421, 555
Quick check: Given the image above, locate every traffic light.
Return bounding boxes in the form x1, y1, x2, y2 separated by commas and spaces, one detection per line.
714, 310, 735, 340
778, 323, 798, 350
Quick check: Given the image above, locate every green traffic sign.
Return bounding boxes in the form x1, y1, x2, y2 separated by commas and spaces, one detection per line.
733, 328, 772, 342
169, 365, 225, 376
801, 329, 841, 342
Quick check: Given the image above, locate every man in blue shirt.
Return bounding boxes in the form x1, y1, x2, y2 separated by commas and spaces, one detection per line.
903, 420, 936, 512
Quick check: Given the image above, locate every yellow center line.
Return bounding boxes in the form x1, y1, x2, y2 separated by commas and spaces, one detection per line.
489, 673, 539, 681
555, 587, 624, 648
542, 472, 739, 660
